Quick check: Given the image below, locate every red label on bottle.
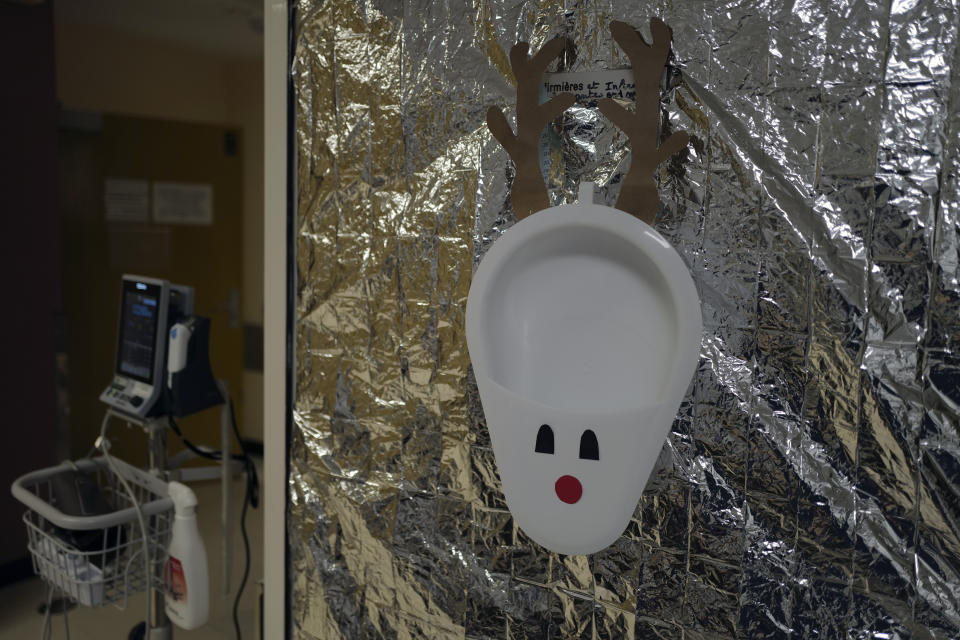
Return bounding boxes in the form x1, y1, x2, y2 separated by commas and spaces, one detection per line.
165, 556, 187, 604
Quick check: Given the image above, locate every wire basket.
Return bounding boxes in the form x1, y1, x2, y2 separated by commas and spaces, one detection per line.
11, 456, 174, 608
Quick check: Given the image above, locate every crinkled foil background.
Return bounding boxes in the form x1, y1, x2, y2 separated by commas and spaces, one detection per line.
289, 0, 960, 637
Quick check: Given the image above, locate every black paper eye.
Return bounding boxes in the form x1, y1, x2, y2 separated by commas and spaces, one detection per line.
579, 429, 599, 460
535, 424, 554, 454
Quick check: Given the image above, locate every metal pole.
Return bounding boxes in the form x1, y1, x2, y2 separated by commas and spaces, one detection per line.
219, 380, 232, 598
147, 418, 168, 474
147, 418, 172, 640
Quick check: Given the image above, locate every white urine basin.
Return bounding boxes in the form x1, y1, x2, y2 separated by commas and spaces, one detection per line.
466, 199, 701, 555
482, 223, 677, 410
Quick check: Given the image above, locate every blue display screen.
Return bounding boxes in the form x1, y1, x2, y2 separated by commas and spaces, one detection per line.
117, 282, 161, 383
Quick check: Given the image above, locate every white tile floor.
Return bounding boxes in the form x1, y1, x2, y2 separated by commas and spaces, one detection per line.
0, 469, 264, 640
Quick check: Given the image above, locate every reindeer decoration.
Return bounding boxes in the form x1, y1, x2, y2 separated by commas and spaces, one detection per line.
485, 37, 575, 220
466, 18, 702, 555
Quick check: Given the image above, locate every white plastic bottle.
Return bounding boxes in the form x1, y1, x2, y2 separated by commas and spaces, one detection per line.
164, 481, 209, 630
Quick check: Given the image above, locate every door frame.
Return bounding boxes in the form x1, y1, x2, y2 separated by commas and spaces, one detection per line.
263, 0, 289, 637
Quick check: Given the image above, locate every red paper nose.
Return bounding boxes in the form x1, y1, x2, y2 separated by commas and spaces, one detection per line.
555, 475, 582, 504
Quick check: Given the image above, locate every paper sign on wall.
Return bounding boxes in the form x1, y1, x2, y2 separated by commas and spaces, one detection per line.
104, 178, 149, 222
152, 182, 214, 226
536, 69, 638, 184
540, 69, 636, 103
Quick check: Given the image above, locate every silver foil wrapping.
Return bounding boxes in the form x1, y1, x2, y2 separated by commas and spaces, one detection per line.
289, 1, 960, 637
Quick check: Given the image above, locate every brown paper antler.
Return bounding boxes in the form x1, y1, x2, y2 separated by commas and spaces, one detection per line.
599, 19, 690, 224
487, 38, 576, 220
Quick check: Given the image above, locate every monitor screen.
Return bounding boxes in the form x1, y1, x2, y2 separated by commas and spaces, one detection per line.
116, 280, 162, 384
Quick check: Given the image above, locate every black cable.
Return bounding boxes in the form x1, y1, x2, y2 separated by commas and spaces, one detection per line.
167, 418, 222, 461
228, 397, 257, 640
233, 455, 252, 640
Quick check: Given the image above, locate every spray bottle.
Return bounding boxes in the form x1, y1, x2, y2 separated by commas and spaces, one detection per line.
164, 481, 209, 630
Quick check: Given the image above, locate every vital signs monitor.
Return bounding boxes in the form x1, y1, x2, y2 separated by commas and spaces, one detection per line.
100, 275, 193, 418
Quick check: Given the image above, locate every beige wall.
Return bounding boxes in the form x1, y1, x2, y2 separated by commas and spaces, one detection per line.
225, 58, 266, 443
56, 22, 235, 124
55, 21, 264, 439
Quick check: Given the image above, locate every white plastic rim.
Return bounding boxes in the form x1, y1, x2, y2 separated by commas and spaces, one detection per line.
466, 201, 702, 555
